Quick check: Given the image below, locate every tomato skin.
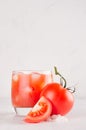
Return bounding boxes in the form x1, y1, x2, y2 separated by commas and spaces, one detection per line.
24, 96, 52, 123
40, 83, 74, 115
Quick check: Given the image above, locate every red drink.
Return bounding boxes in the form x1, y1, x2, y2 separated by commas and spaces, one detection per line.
11, 70, 53, 115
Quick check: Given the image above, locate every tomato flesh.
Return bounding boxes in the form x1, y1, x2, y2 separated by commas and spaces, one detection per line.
24, 96, 52, 123
40, 83, 74, 115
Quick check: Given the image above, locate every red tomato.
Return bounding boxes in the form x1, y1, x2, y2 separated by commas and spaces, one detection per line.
40, 83, 74, 115
24, 96, 52, 123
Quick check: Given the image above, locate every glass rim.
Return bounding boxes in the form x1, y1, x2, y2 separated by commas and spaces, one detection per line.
12, 70, 52, 74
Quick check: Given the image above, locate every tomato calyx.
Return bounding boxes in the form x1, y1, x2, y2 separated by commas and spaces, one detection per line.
66, 87, 76, 93
54, 66, 75, 93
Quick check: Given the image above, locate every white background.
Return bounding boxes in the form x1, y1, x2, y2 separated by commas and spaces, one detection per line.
0, 0, 86, 98
0, 1, 86, 130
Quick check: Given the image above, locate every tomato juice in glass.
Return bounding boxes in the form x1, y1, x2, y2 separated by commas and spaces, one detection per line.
11, 70, 53, 115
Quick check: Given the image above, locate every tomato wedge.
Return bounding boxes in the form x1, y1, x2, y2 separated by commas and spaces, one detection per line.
24, 96, 52, 123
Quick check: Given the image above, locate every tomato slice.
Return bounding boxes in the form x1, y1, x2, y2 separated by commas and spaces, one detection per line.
24, 96, 52, 123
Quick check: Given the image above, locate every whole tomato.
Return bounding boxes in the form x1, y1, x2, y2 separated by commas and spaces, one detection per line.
40, 66, 75, 115
40, 83, 74, 115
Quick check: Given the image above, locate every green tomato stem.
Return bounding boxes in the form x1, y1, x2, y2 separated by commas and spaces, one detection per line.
54, 66, 67, 88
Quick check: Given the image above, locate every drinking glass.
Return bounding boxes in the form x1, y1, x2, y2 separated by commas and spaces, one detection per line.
11, 70, 53, 116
